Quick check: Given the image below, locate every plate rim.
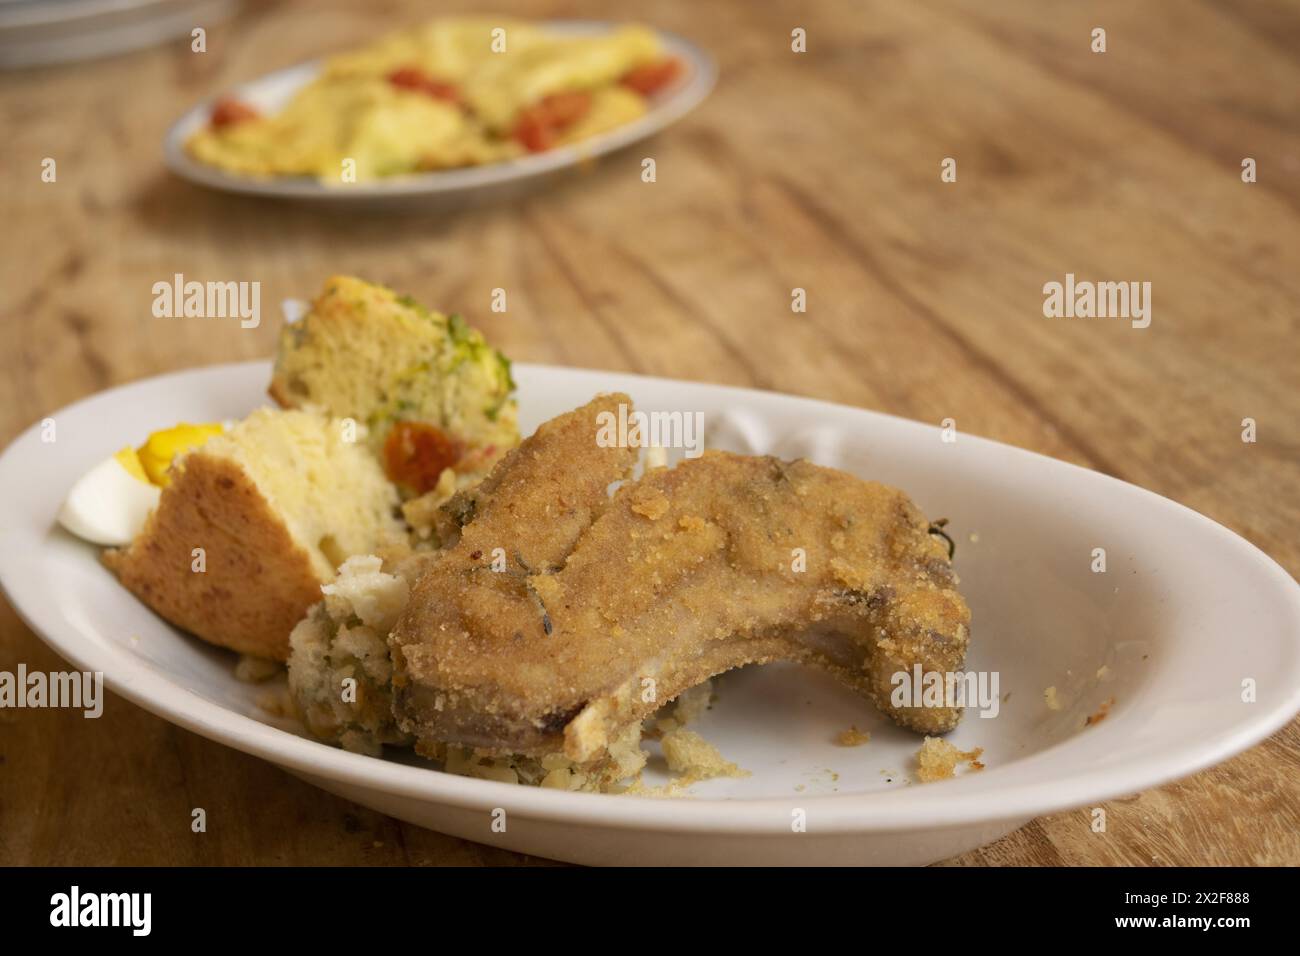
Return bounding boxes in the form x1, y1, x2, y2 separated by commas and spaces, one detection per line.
162, 19, 718, 200
3, 359, 1300, 834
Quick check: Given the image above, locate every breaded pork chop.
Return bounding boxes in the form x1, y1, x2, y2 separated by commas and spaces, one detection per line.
388, 393, 638, 750
389, 405, 971, 763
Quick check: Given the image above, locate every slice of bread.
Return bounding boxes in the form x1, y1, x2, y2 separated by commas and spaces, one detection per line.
104, 408, 404, 661
268, 275, 518, 499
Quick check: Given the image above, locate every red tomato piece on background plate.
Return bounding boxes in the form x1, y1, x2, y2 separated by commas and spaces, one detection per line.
512, 91, 593, 152
386, 67, 461, 104
210, 97, 259, 129
620, 58, 682, 96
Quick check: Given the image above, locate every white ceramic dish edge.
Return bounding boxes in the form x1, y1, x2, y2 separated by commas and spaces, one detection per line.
3, 361, 1299, 851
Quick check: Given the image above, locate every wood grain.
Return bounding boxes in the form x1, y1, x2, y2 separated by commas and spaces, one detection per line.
1, 0, 1297, 866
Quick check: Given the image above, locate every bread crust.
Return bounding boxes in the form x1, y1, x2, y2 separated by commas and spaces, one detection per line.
266, 376, 293, 409
103, 451, 324, 661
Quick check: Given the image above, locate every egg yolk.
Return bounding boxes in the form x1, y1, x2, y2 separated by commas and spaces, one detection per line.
113, 446, 150, 483
136, 423, 225, 487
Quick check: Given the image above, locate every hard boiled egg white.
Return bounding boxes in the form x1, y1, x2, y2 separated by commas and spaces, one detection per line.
58, 447, 161, 546
57, 423, 225, 546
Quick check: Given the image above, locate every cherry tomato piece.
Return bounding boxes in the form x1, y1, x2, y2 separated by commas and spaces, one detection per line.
383, 421, 464, 494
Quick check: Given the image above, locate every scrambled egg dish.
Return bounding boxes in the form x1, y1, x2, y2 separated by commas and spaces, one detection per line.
187, 17, 682, 182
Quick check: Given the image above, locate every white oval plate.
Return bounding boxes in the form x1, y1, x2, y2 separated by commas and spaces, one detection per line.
3, 362, 1299, 865
163, 21, 716, 205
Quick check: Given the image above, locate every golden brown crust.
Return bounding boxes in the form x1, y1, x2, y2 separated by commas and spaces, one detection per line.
391, 401, 972, 761
103, 452, 324, 661
266, 376, 293, 409
389, 393, 639, 746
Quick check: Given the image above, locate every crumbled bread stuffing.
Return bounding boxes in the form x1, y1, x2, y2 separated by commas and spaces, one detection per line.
836, 725, 871, 746
672, 681, 714, 725
235, 655, 283, 683
646, 680, 713, 739
624, 715, 749, 797
400, 468, 459, 537
321, 554, 410, 630
420, 722, 648, 793
287, 551, 425, 752
255, 686, 293, 718
915, 736, 984, 782
661, 728, 748, 782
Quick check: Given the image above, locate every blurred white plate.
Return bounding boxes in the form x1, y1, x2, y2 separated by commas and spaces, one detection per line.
2, 361, 1299, 865
163, 21, 716, 206
0, 0, 236, 68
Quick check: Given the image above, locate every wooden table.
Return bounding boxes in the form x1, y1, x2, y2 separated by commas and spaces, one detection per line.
2, 0, 1297, 866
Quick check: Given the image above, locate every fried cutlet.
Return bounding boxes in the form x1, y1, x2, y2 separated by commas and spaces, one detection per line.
388, 393, 639, 753
389, 401, 971, 765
